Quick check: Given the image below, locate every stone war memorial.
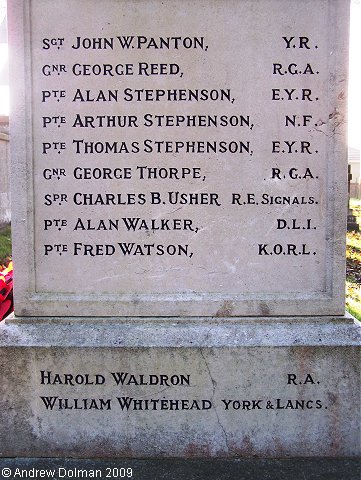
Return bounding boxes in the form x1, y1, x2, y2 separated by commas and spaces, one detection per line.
0, 0, 360, 460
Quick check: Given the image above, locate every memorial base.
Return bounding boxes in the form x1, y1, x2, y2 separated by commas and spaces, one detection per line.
0, 315, 360, 458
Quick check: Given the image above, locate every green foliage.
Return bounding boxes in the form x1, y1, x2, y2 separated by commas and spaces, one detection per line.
346, 281, 361, 321
346, 201, 361, 319
0, 225, 12, 267
346, 304, 361, 322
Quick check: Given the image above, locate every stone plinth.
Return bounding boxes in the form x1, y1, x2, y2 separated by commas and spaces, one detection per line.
0, 315, 359, 458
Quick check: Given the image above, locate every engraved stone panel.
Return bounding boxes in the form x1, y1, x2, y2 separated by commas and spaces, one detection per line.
9, 0, 349, 316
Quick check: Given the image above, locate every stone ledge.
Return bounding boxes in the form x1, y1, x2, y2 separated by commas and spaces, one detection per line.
1, 314, 360, 348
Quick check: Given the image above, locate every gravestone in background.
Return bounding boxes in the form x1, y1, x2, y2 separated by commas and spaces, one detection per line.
0, 0, 360, 458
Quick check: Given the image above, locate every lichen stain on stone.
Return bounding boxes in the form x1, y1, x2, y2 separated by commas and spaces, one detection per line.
228, 435, 256, 456
215, 301, 234, 317
326, 391, 342, 455
183, 441, 211, 457
259, 302, 270, 316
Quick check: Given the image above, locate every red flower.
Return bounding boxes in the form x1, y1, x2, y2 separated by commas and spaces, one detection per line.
0, 261, 13, 320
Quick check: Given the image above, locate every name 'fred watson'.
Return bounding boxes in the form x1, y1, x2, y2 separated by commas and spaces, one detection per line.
73, 243, 193, 257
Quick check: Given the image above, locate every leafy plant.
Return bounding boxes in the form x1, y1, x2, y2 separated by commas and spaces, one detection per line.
0, 225, 12, 268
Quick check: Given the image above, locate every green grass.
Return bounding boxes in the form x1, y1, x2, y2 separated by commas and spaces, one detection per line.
0, 225, 12, 267
346, 201, 361, 320
346, 299, 361, 322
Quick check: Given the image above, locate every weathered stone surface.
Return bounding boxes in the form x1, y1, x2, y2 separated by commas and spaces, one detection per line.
9, 0, 349, 317
0, 317, 359, 458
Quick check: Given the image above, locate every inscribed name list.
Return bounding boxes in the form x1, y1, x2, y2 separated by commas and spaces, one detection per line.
17, 0, 346, 313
